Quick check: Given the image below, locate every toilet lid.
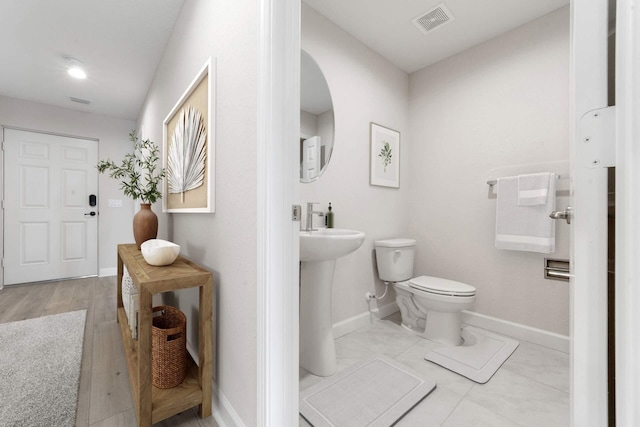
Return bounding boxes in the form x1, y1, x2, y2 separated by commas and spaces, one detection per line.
409, 276, 476, 296
374, 238, 416, 248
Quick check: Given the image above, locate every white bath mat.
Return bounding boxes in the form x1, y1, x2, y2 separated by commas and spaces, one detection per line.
300, 355, 436, 427
425, 326, 518, 384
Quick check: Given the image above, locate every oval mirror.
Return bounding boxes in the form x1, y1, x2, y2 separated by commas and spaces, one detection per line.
300, 50, 335, 183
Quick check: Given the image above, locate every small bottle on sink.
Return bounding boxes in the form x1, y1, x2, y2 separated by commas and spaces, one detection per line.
325, 202, 334, 228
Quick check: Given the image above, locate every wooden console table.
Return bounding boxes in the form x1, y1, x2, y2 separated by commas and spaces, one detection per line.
116, 244, 213, 426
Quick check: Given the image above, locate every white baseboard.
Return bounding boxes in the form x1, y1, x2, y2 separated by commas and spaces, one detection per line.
210, 379, 247, 427
99, 267, 117, 277
185, 344, 245, 427
331, 304, 569, 354
462, 310, 570, 353
332, 301, 399, 339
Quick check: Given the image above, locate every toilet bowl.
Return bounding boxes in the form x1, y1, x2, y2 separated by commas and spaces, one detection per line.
374, 238, 476, 346
394, 277, 475, 345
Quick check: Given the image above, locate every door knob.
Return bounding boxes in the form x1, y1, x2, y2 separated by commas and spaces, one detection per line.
549, 206, 572, 225
84, 211, 96, 217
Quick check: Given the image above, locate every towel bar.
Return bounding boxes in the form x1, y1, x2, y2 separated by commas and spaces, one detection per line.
486, 174, 570, 187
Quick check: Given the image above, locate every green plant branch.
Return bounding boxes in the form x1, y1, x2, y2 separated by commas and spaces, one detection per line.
97, 130, 166, 204
378, 141, 393, 172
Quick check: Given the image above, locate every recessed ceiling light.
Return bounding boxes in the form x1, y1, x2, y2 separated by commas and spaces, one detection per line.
68, 67, 87, 79
65, 57, 87, 79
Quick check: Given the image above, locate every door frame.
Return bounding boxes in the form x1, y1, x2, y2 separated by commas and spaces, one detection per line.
614, 0, 640, 423
1, 125, 100, 288
256, 0, 300, 425
570, 0, 610, 424
256, 0, 639, 424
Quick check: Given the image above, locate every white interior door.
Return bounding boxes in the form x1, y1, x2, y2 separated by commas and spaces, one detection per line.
571, 0, 611, 425
3, 128, 98, 285
301, 136, 321, 181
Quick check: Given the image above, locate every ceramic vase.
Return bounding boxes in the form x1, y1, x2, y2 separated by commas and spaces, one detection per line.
133, 203, 158, 249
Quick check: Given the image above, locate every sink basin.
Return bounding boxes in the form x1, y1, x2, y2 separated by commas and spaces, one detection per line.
300, 228, 365, 262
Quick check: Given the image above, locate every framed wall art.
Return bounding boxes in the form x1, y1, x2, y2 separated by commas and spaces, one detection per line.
370, 122, 400, 188
163, 58, 216, 213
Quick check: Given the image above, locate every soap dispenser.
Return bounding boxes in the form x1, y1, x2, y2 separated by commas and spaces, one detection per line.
325, 202, 334, 228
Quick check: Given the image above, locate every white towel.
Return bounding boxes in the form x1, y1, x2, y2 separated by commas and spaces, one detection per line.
495, 175, 556, 253
517, 173, 553, 206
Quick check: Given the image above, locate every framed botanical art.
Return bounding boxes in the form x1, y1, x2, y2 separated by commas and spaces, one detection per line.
370, 122, 400, 188
163, 58, 216, 213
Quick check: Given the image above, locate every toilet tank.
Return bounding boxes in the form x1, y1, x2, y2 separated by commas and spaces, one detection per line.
374, 238, 416, 282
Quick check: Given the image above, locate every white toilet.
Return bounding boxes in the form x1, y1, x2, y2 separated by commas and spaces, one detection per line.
374, 238, 476, 346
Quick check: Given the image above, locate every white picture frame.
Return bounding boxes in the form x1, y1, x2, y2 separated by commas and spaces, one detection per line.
163, 57, 216, 213
370, 122, 400, 188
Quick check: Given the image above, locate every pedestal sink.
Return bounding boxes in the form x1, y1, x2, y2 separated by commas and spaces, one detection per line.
299, 228, 365, 376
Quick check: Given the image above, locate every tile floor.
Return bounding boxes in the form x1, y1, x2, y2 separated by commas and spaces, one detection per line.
299, 312, 569, 427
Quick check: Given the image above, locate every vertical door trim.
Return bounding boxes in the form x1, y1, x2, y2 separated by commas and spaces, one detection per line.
571, 0, 610, 425
256, 0, 300, 425
0, 127, 4, 290
615, 0, 640, 423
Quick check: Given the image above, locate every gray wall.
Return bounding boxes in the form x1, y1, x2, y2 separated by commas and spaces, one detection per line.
301, 5, 571, 336
301, 4, 411, 323
408, 7, 571, 335
136, 0, 258, 424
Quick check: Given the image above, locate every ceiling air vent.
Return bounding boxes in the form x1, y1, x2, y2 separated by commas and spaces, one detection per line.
69, 96, 91, 105
412, 3, 455, 35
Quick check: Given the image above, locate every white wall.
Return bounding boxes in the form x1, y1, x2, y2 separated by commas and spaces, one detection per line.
0, 95, 136, 278
408, 7, 571, 335
301, 5, 571, 336
301, 4, 411, 323
300, 110, 317, 137
136, 0, 258, 424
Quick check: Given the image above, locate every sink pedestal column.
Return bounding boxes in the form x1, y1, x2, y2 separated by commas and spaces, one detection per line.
300, 259, 337, 376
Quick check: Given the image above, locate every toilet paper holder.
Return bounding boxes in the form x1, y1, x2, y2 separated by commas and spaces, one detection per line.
544, 258, 571, 282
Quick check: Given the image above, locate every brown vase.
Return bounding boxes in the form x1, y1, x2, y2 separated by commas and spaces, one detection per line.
133, 203, 158, 249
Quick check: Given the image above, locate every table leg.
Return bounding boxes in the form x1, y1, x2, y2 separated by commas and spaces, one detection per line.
117, 253, 123, 321
199, 279, 213, 417
138, 289, 153, 426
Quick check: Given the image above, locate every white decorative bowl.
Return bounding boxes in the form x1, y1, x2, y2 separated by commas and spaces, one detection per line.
141, 239, 180, 266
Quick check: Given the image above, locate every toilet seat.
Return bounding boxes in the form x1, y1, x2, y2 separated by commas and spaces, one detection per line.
408, 275, 476, 297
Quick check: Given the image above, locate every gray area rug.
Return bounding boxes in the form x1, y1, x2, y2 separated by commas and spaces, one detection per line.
425, 326, 519, 384
0, 310, 87, 427
300, 355, 436, 427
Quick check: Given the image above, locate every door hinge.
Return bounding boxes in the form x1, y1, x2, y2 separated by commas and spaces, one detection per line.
579, 106, 616, 168
1, 259, 4, 268
292, 204, 301, 221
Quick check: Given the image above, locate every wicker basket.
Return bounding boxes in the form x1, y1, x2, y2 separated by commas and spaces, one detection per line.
152, 305, 187, 388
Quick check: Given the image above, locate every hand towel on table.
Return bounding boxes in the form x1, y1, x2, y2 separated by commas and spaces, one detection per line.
495, 175, 556, 253
517, 172, 554, 206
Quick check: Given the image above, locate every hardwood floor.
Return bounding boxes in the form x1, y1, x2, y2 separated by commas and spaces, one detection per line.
0, 277, 218, 427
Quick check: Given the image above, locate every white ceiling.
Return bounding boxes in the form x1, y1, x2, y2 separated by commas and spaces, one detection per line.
0, 0, 184, 120
0, 1, 570, 121
302, 0, 569, 74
